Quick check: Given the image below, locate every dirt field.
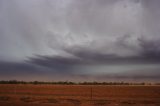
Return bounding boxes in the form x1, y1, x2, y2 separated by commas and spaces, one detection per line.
0, 84, 160, 106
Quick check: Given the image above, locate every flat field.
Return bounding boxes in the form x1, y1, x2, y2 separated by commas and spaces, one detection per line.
0, 84, 160, 106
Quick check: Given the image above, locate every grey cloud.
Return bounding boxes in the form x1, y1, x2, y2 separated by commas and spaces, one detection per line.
0, 60, 76, 81
53, 34, 160, 64
0, 0, 160, 81
28, 55, 84, 72
1, 0, 160, 60
138, 37, 160, 58
1, 55, 160, 81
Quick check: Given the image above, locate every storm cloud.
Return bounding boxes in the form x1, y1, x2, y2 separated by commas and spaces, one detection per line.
0, 0, 160, 81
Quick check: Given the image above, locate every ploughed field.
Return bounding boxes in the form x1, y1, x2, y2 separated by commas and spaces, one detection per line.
0, 84, 160, 106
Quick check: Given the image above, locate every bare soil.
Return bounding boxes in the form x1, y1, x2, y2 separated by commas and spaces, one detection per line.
0, 84, 160, 106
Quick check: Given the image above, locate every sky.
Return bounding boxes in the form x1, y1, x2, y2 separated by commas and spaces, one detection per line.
0, 0, 160, 82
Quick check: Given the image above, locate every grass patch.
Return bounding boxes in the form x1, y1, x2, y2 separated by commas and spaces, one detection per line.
47, 98, 59, 103
93, 100, 111, 106
121, 101, 136, 104
0, 96, 10, 101
65, 99, 81, 105
20, 96, 33, 102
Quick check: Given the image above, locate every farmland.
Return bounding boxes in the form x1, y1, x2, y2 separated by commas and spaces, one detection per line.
0, 84, 160, 106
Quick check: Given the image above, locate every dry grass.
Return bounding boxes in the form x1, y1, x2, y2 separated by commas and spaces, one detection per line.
0, 84, 160, 106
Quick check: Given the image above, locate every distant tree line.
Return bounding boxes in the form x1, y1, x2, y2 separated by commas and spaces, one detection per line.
0, 80, 75, 85
0, 80, 159, 85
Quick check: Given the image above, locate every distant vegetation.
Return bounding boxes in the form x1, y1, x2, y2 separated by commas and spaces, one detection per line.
0, 80, 159, 85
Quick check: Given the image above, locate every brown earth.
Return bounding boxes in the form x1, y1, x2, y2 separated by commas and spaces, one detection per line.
0, 84, 160, 106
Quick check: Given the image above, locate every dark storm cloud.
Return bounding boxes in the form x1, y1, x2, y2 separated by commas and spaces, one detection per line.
1, 0, 160, 60
0, 61, 40, 80
28, 55, 84, 71
26, 53, 160, 81
0, 0, 160, 81
138, 37, 160, 58
58, 34, 160, 64
0, 60, 76, 81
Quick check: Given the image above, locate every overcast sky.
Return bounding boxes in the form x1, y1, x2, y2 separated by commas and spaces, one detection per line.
0, 0, 160, 82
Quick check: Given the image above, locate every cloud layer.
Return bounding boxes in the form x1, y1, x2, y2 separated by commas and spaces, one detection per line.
0, 0, 160, 81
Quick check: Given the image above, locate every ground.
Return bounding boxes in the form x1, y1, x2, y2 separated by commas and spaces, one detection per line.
0, 84, 160, 106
